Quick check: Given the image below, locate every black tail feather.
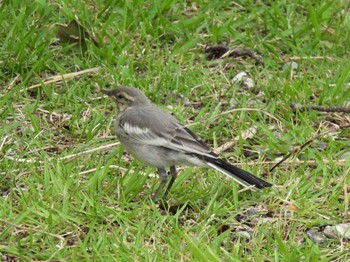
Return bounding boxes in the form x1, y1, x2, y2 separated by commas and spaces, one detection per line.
204, 156, 272, 189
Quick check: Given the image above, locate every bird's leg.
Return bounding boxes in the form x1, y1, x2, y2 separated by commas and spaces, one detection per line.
152, 168, 168, 202
163, 166, 178, 199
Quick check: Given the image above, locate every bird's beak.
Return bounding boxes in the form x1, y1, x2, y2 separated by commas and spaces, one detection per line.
101, 89, 113, 96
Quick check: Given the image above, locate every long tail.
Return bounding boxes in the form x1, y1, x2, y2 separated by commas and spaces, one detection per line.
204, 156, 272, 190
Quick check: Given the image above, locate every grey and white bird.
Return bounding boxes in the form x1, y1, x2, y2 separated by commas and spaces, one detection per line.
102, 87, 272, 201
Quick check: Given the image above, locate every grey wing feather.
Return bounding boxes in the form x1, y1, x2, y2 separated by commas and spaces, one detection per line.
119, 105, 213, 156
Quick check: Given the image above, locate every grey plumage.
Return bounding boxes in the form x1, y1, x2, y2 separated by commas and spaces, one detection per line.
102, 86, 272, 201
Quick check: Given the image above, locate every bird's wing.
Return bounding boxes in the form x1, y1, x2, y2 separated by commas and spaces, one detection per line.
118, 105, 214, 156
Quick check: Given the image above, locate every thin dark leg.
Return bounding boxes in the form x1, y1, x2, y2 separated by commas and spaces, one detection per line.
163, 166, 178, 199
152, 168, 168, 202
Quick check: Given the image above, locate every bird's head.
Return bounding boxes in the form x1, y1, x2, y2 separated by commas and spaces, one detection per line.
101, 86, 150, 112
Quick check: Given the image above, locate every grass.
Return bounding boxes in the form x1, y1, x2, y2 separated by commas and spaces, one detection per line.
1, 0, 350, 261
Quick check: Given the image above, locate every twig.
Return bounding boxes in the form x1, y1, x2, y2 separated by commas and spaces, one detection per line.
269, 125, 350, 172
79, 165, 128, 175
246, 159, 347, 167
204, 45, 263, 65
0, 135, 9, 152
289, 56, 340, 61
229, 49, 263, 65
58, 142, 120, 162
344, 183, 349, 216
214, 126, 257, 154
26, 67, 100, 90
4, 156, 44, 164
291, 101, 350, 113
3, 142, 120, 165
329, 83, 350, 87
4, 75, 20, 91
238, 185, 257, 193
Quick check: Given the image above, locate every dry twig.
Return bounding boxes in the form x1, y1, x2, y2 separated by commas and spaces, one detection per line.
214, 126, 257, 154
26, 67, 100, 90
58, 141, 120, 162
269, 125, 350, 172
204, 45, 263, 65
291, 101, 350, 113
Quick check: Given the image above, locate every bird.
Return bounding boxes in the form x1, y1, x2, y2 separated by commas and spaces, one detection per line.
102, 86, 272, 201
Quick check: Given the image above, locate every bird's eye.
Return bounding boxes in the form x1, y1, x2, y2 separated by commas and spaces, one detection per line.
117, 94, 124, 99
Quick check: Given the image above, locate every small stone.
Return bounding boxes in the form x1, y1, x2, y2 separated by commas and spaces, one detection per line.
232, 227, 252, 241
163, 91, 190, 105
251, 217, 276, 224
339, 152, 349, 160
324, 224, 350, 240
255, 90, 265, 98
232, 71, 255, 90
247, 99, 257, 107
306, 229, 327, 244
274, 156, 284, 162
272, 131, 282, 139
244, 208, 259, 217
229, 97, 238, 108
173, 93, 184, 104
232, 71, 247, 82
268, 124, 276, 130
242, 77, 255, 90
288, 145, 294, 151
282, 61, 298, 71
183, 97, 190, 106
316, 142, 327, 150
324, 226, 339, 239
235, 230, 252, 240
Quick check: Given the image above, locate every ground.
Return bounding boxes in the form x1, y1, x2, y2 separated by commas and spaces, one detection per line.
0, 1, 349, 261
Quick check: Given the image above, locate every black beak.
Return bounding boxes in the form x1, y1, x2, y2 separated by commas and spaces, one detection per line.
101, 89, 114, 96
